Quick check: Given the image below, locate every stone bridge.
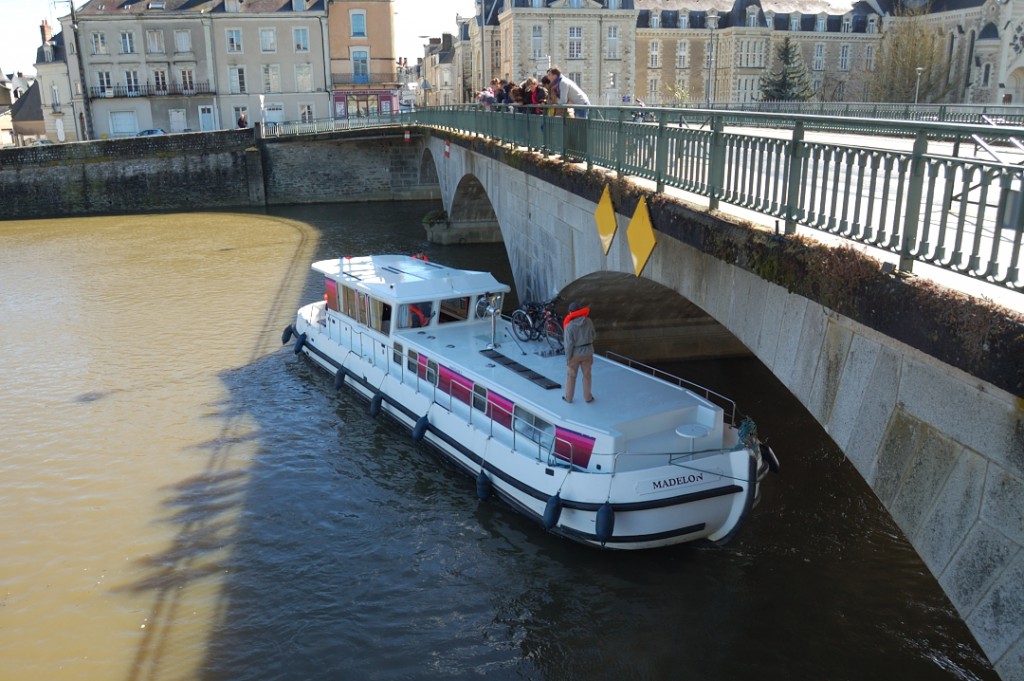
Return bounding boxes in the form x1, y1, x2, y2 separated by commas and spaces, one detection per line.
418, 131, 1024, 680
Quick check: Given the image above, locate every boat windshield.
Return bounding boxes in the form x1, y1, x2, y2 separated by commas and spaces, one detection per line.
399, 301, 434, 329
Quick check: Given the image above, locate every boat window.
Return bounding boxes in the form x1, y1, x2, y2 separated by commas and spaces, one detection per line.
398, 301, 434, 329
407, 349, 418, 373
439, 296, 470, 324
324, 278, 339, 311
393, 342, 403, 366
513, 406, 555, 450
425, 359, 438, 385
472, 384, 487, 412
341, 285, 358, 320
367, 297, 392, 335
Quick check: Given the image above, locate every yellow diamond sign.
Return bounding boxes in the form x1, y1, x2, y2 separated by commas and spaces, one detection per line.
593, 185, 617, 255
626, 196, 656, 276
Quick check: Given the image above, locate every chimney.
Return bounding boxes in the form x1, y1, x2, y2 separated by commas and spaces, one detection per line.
40, 20, 52, 45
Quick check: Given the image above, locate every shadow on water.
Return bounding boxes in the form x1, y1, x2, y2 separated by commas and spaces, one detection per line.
115, 201, 996, 681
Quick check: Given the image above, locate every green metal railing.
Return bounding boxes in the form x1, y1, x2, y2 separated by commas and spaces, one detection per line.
263, 105, 1024, 292
405, 105, 1023, 292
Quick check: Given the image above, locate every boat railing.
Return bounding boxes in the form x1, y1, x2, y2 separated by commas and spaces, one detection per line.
421, 366, 585, 466
604, 351, 739, 426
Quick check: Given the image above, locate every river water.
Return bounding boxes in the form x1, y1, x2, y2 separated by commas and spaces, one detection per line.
0, 202, 997, 681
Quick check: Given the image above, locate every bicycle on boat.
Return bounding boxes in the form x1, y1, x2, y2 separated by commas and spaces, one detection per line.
510, 296, 564, 350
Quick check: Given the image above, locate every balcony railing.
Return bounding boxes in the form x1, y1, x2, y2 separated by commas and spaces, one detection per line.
88, 81, 214, 99
330, 71, 403, 87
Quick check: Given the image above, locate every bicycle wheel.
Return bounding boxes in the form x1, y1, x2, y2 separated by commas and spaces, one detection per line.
545, 316, 564, 351
511, 309, 533, 342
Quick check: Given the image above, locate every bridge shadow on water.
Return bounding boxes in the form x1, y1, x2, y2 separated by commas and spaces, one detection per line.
113, 201, 998, 681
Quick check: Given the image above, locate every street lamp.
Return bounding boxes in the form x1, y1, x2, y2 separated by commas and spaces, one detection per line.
914, 66, 924, 105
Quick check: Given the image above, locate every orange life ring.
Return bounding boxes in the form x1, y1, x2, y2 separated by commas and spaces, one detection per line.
562, 306, 590, 330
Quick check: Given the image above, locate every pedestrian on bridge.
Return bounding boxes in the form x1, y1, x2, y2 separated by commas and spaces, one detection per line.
546, 67, 590, 118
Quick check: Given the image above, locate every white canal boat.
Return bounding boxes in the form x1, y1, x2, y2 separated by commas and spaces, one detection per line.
284, 255, 779, 550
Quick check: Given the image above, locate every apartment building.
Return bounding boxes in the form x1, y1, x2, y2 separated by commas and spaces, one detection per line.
443, 0, 1022, 107
56, 0, 328, 139
327, 0, 400, 118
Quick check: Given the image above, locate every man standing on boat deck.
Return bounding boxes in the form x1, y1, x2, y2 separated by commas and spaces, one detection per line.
562, 301, 596, 404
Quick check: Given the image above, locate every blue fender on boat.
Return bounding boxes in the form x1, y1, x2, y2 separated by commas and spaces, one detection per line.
761, 443, 781, 474
412, 415, 429, 442
543, 493, 562, 530
334, 369, 346, 391
292, 333, 307, 355
369, 393, 383, 418
595, 502, 615, 545
476, 470, 492, 501
281, 324, 294, 345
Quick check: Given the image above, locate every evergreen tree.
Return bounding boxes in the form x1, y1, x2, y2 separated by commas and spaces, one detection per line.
758, 37, 813, 102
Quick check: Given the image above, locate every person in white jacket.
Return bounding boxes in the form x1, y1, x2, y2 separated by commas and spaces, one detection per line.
547, 67, 591, 118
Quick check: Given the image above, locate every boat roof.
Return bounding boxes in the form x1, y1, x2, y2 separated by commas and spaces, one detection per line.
313, 255, 510, 303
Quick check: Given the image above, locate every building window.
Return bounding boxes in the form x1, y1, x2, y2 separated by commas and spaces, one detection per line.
764, 11, 774, 29
233, 105, 248, 125
174, 29, 191, 52
120, 31, 136, 54
815, 15, 826, 32
153, 69, 168, 92
650, 12, 660, 28
97, 71, 112, 93
679, 13, 688, 29
568, 26, 583, 59
262, 64, 281, 93
647, 77, 659, 102
813, 43, 825, 71
146, 30, 164, 54
842, 15, 852, 32
532, 0, 543, 7
295, 63, 313, 91
676, 40, 688, 68
351, 11, 366, 38
608, 0, 620, 7
300, 104, 314, 123
812, 78, 822, 94
569, 71, 582, 85
294, 27, 309, 52
569, 0, 582, 7
260, 28, 277, 53
532, 26, 543, 59
607, 26, 618, 59
790, 15, 800, 31
982, 63, 991, 87
353, 50, 369, 83
180, 68, 194, 92
91, 32, 108, 55
649, 41, 660, 68
738, 39, 766, 68
864, 45, 875, 71
746, 8, 758, 27
867, 17, 878, 34
229, 65, 247, 93
124, 70, 140, 95
735, 75, 758, 102
227, 29, 242, 53
839, 44, 850, 71
708, 13, 719, 29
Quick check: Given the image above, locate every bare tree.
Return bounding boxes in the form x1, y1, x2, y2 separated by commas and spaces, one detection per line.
869, 1, 957, 103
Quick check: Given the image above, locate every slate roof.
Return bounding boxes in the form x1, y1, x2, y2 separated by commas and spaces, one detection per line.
35, 31, 67, 65
75, 0, 325, 16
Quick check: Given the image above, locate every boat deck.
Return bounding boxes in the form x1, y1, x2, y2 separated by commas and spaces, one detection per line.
394, 317, 724, 451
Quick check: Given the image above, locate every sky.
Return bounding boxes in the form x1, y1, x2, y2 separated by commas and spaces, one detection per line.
0, 0, 475, 76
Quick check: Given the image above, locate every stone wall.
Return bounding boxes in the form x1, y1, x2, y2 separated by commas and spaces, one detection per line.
0, 129, 440, 220
0, 130, 261, 219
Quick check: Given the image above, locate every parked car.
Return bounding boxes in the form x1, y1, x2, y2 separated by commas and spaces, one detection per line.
29, 139, 55, 146
136, 129, 166, 136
